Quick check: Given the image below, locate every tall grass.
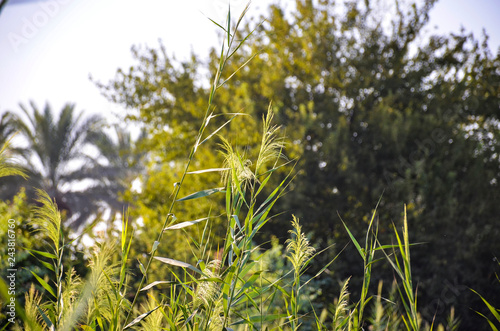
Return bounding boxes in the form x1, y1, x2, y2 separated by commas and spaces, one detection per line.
122, 4, 258, 326
471, 257, 500, 330
382, 205, 419, 330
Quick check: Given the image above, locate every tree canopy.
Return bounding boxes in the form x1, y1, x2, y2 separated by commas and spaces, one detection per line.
2, 102, 139, 229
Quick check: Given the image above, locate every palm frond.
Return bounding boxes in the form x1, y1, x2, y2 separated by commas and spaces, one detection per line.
8, 101, 134, 229
0, 111, 18, 146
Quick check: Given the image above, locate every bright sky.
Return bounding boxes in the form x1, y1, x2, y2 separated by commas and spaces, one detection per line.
0, 0, 499, 124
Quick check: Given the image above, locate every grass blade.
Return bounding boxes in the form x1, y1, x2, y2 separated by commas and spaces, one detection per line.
163, 217, 209, 231
23, 247, 58, 260
340, 216, 365, 261
123, 306, 160, 330
186, 167, 230, 174
140, 281, 173, 292
474, 310, 499, 331
29, 270, 56, 298
153, 256, 203, 275
200, 113, 246, 145
472, 289, 500, 323
37, 305, 54, 329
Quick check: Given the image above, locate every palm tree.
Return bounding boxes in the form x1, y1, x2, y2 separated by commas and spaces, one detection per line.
6, 101, 119, 229
89, 124, 147, 196
84, 124, 147, 234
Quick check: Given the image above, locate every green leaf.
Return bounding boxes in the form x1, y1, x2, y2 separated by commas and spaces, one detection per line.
177, 187, 224, 201
23, 247, 58, 260
232, 215, 242, 231
200, 113, 246, 145
140, 281, 173, 292
300, 243, 344, 290
39, 259, 55, 272
138, 259, 146, 276
226, 3, 231, 46
340, 217, 365, 261
154, 256, 203, 275
37, 304, 54, 329
29, 270, 55, 298
474, 310, 499, 331
217, 53, 258, 88
472, 288, 500, 324
163, 217, 209, 231
151, 240, 160, 253
124, 306, 160, 329
183, 308, 199, 328
206, 17, 228, 34
186, 167, 230, 174
235, 271, 262, 296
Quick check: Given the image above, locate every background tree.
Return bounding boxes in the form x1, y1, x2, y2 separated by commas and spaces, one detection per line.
4, 101, 127, 229
97, 0, 500, 327
235, 2, 500, 327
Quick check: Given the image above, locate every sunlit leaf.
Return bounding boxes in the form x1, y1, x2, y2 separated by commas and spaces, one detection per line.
124, 306, 160, 329
29, 270, 55, 298
177, 187, 224, 201
163, 218, 209, 231
140, 281, 173, 292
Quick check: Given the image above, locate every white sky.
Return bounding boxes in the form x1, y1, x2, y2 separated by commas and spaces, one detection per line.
0, 0, 499, 124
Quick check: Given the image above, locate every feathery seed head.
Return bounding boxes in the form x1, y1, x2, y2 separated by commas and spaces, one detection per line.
220, 137, 256, 191
194, 260, 222, 309
256, 104, 286, 175
286, 215, 315, 274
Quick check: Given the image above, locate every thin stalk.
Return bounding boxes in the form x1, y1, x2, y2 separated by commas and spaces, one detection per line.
122, 6, 255, 328
341, 197, 382, 327
291, 275, 300, 329
56, 246, 64, 328
222, 196, 251, 328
